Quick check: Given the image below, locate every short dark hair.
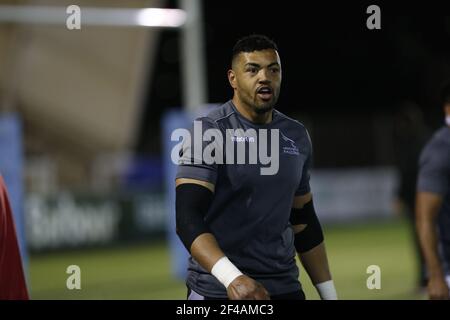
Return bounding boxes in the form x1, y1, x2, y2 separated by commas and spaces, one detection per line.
231, 34, 278, 65
441, 81, 450, 106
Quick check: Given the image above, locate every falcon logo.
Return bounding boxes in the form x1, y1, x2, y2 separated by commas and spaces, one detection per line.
280, 132, 299, 155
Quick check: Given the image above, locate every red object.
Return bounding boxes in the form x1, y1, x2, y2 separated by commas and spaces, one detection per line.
0, 175, 29, 300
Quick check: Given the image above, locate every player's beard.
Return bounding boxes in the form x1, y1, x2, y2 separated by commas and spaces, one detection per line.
238, 90, 279, 115
253, 100, 273, 114
253, 93, 278, 114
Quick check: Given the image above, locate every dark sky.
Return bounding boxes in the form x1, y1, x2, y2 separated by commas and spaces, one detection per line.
138, 1, 450, 166
202, 1, 450, 115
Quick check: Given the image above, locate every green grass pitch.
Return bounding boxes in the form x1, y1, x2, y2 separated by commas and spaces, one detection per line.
28, 217, 426, 300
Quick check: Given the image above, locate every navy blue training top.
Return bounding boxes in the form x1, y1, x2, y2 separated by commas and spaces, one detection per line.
176, 100, 312, 297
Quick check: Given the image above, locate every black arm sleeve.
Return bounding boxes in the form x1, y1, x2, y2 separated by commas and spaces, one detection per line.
290, 200, 324, 253
176, 183, 214, 252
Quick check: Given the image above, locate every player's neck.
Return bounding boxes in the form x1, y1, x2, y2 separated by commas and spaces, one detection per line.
232, 97, 272, 124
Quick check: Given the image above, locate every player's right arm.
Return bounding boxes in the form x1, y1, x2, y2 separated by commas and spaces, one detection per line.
416, 191, 449, 300
175, 178, 270, 300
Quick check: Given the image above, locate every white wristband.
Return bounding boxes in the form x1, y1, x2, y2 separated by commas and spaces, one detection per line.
211, 256, 243, 288
315, 280, 338, 300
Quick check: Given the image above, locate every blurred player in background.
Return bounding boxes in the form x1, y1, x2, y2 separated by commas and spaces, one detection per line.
393, 101, 431, 290
416, 83, 450, 300
175, 35, 337, 300
0, 175, 29, 300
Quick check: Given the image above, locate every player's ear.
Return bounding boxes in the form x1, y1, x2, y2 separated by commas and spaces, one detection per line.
228, 69, 237, 89
445, 104, 450, 115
